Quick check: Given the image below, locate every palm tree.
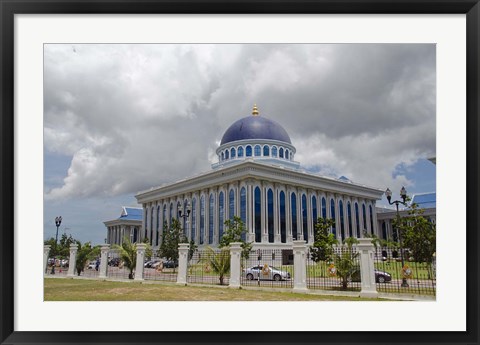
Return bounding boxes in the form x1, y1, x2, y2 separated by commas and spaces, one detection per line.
333, 238, 360, 289
203, 247, 230, 285
75, 241, 100, 276
114, 237, 137, 279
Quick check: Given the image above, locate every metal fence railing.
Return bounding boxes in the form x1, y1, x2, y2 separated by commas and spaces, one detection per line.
45, 257, 69, 276
240, 249, 293, 288
306, 247, 361, 292
374, 247, 436, 296
187, 249, 230, 286
143, 264, 178, 282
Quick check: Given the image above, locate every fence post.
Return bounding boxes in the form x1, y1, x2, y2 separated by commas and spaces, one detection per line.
134, 243, 146, 281
67, 243, 78, 277
293, 240, 307, 291
357, 238, 378, 298
229, 242, 242, 288
99, 244, 110, 279
177, 243, 190, 285
43, 245, 51, 275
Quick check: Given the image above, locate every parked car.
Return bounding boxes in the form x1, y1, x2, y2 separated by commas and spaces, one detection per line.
351, 269, 392, 283
108, 258, 121, 267
87, 261, 96, 269
243, 265, 291, 281
162, 260, 178, 268
144, 259, 161, 268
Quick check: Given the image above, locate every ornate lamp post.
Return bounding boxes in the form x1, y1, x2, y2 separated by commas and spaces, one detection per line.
385, 187, 409, 287
178, 202, 191, 239
51, 216, 62, 274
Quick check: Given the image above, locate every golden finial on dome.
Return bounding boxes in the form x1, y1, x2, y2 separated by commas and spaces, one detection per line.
252, 104, 259, 116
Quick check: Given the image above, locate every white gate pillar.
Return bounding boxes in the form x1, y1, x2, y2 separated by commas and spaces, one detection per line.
134, 243, 147, 281
293, 240, 307, 291
99, 244, 110, 279
67, 243, 78, 277
43, 245, 51, 275
358, 238, 378, 298
229, 242, 242, 288
177, 243, 190, 285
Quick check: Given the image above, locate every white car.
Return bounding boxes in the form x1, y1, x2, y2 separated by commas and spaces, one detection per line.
243, 265, 291, 281
87, 261, 96, 269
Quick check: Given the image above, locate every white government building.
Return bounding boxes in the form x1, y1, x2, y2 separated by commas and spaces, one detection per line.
105, 105, 389, 250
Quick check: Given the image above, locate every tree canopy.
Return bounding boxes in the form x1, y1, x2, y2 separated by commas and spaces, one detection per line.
310, 217, 337, 262
220, 216, 252, 259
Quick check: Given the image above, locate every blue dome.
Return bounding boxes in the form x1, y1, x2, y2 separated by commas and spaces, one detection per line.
220, 116, 292, 145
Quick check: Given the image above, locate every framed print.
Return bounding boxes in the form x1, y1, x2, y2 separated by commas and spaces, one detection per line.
1, 0, 479, 344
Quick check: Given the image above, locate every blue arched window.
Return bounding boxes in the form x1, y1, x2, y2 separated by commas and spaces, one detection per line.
272, 146, 278, 157
254, 145, 261, 156
225, 150, 229, 160
231, 148, 236, 159
339, 200, 345, 242
279, 148, 284, 158
246, 145, 252, 157
200, 196, 205, 245
312, 196, 318, 229
240, 187, 246, 241
302, 194, 308, 242
362, 204, 367, 232
133, 227, 138, 243
191, 198, 196, 242
163, 204, 167, 229
267, 189, 274, 243
322, 197, 327, 218
291, 193, 297, 240
280, 191, 286, 243
219, 192, 224, 241
330, 199, 336, 238
254, 187, 261, 242
156, 206, 160, 246
369, 205, 374, 235
229, 189, 235, 219
285, 149, 289, 160
263, 145, 270, 156
355, 203, 360, 238
238, 146, 244, 157
347, 202, 353, 238
209, 194, 214, 244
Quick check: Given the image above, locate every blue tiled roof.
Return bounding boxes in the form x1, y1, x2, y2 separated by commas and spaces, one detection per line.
411, 192, 436, 209
220, 116, 292, 145
119, 207, 143, 221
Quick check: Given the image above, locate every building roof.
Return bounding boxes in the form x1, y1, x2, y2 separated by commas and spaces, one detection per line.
411, 192, 436, 209
220, 114, 292, 145
119, 207, 143, 221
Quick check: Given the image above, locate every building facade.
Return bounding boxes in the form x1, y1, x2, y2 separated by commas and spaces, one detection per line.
134, 106, 384, 250
104, 207, 142, 245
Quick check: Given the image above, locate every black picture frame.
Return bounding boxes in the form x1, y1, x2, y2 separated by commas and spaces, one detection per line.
1, 1, 479, 344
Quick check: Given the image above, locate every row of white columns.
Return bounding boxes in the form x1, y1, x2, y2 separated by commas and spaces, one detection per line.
142, 182, 378, 248
43, 239, 378, 298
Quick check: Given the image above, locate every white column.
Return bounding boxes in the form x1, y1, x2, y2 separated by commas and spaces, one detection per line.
366, 201, 372, 234
177, 243, 190, 285
293, 240, 307, 291
286, 188, 292, 243
205, 191, 210, 245
43, 245, 51, 275
352, 199, 358, 238
274, 186, 281, 243
296, 190, 303, 241
247, 182, 255, 242
306, 192, 313, 244
99, 244, 110, 279
213, 189, 219, 245
67, 243, 78, 277
358, 238, 378, 298
134, 243, 147, 281
229, 242, 242, 288
261, 183, 267, 243
372, 201, 379, 236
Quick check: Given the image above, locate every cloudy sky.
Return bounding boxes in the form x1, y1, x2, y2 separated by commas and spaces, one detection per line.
44, 44, 436, 244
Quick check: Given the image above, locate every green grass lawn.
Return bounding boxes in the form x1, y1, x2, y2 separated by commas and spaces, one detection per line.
44, 278, 384, 301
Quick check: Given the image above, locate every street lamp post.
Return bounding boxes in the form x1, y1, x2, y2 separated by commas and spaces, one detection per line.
178, 202, 191, 239
51, 216, 62, 274
385, 187, 409, 288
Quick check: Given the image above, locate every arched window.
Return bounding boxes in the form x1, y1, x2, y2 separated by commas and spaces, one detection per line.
266, 189, 274, 243
163, 204, 167, 228
285, 149, 289, 160
254, 145, 261, 156
369, 205, 374, 235
229, 189, 235, 219
291, 193, 297, 240
322, 197, 327, 219
200, 195, 205, 245
238, 146, 244, 157
219, 192, 224, 241
382, 221, 387, 240
330, 199, 336, 238
362, 204, 367, 232
133, 227, 138, 243
191, 198, 196, 242
254, 187, 261, 242
355, 203, 360, 238
246, 145, 252, 157
156, 205, 160, 246
272, 146, 278, 157
263, 145, 270, 156
231, 148, 236, 159
302, 194, 308, 242
312, 195, 318, 229
280, 191, 286, 243
339, 200, 345, 242
240, 187, 247, 241
225, 150, 229, 160
347, 202, 353, 238
170, 203, 174, 226
279, 147, 284, 158
209, 194, 214, 244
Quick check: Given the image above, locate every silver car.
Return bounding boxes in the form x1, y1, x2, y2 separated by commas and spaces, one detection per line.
244, 265, 291, 281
